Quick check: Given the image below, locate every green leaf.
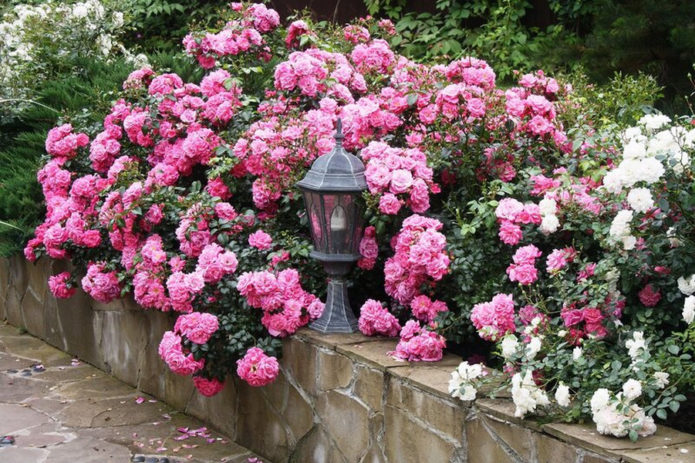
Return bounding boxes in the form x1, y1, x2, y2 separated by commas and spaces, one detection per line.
656, 408, 668, 420
668, 345, 680, 355
669, 401, 680, 413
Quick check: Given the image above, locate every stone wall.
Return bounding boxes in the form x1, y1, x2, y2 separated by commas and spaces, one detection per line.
2, 256, 694, 463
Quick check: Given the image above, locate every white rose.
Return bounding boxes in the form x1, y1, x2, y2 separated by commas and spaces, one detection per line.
526, 336, 542, 360
622, 379, 642, 400
72, 4, 89, 18
638, 157, 665, 184
460, 384, 477, 401
555, 383, 571, 407
639, 113, 671, 131
501, 335, 518, 359
622, 126, 643, 142
540, 214, 559, 234
683, 295, 695, 324
572, 346, 583, 361
112, 11, 124, 28
539, 198, 557, 215
653, 372, 669, 389
602, 170, 623, 194
678, 275, 695, 295
626, 187, 654, 213
621, 235, 636, 250
609, 209, 633, 239
623, 139, 647, 160
590, 388, 610, 414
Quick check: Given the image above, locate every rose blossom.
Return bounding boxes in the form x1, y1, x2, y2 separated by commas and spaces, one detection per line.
236, 347, 279, 387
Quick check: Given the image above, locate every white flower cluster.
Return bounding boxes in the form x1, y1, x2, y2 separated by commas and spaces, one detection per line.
608, 209, 636, 250
603, 113, 695, 251
554, 383, 571, 407
448, 361, 483, 401
678, 274, 695, 324
625, 331, 647, 361
511, 370, 550, 418
590, 386, 656, 438
538, 197, 559, 234
0, 0, 142, 115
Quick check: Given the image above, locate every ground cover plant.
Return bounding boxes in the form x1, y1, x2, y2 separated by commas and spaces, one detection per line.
24, 1, 695, 439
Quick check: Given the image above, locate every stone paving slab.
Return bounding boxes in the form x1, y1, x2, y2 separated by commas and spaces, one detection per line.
0, 322, 265, 463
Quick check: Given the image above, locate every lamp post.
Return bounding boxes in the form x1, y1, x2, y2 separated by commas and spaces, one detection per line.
296, 119, 366, 333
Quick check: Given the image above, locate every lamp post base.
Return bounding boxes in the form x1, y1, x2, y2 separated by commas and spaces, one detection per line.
309, 277, 358, 333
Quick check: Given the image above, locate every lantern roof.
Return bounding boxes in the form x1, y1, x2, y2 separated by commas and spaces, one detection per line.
296, 119, 367, 192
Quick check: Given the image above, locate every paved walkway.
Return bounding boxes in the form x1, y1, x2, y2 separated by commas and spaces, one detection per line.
0, 322, 263, 463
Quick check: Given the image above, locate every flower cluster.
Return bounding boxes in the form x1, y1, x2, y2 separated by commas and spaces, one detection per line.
506, 244, 542, 285
495, 198, 541, 245
237, 269, 324, 337
358, 299, 401, 337
448, 361, 484, 401
158, 331, 205, 376
390, 320, 446, 362
183, 2, 278, 69
470, 294, 516, 341
384, 215, 450, 305
361, 141, 438, 215
236, 346, 279, 387
590, 387, 656, 438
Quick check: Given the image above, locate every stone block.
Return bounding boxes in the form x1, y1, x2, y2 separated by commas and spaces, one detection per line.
316, 390, 370, 462
384, 403, 457, 463
477, 399, 543, 431
5, 285, 23, 327
481, 415, 535, 461
354, 366, 384, 412
386, 376, 464, 442
41, 293, 65, 351
465, 417, 515, 463
615, 442, 695, 463
290, 425, 348, 463
8, 255, 28, 302
360, 441, 387, 463
0, 258, 10, 318
55, 289, 102, 369
136, 310, 175, 398
235, 377, 291, 463
337, 340, 402, 371
582, 453, 619, 463
388, 359, 462, 398
162, 369, 195, 411
282, 337, 318, 396
535, 433, 579, 463
543, 421, 695, 458
185, 378, 238, 439
317, 349, 354, 391
20, 281, 46, 338
295, 328, 381, 351
96, 310, 149, 386
283, 380, 314, 445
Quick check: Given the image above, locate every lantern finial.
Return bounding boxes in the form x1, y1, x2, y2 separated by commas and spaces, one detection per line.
335, 118, 344, 146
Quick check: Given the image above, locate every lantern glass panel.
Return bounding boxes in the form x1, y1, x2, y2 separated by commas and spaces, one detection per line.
302, 190, 327, 253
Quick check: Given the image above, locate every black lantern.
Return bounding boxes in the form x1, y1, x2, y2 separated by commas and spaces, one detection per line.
296, 119, 367, 333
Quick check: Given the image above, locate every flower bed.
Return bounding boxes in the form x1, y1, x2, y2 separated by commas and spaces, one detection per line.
3, 256, 695, 463
22, 1, 695, 440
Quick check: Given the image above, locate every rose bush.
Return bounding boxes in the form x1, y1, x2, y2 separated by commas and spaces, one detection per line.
25, 1, 694, 438
0, 0, 147, 120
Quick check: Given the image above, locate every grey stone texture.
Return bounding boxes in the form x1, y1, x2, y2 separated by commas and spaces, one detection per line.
0, 323, 260, 463
3, 255, 695, 462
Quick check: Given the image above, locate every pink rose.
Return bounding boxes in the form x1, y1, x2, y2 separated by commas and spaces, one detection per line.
248, 230, 273, 250
236, 347, 279, 387
193, 376, 225, 397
